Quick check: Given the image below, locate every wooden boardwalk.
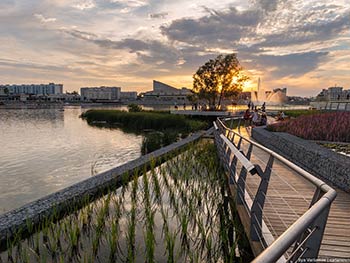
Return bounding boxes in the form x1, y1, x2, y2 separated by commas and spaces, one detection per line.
238, 127, 350, 260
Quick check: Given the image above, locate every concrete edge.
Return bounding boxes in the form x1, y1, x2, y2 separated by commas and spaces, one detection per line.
0, 128, 212, 250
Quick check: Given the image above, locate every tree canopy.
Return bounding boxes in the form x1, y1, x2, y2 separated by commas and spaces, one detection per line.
192, 53, 248, 109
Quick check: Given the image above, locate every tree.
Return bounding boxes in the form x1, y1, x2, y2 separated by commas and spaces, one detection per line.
192, 53, 248, 110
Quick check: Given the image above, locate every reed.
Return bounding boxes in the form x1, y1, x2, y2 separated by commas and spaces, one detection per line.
0, 140, 252, 262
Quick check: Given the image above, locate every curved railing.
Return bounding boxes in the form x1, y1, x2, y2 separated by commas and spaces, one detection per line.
214, 117, 337, 263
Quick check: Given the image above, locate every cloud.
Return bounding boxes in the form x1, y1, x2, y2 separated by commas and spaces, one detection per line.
245, 51, 329, 78
34, 14, 57, 23
149, 12, 168, 19
73, 0, 95, 10
161, 7, 261, 48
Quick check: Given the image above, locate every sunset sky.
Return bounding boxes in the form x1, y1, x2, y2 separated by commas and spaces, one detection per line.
0, 0, 349, 96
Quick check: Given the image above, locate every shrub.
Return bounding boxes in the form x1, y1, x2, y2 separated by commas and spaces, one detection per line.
141, 132, 164, 154
81, 110, 207, 133
282, 109, 320, 118
127, 104, 143, 112
268, 112, 350, 142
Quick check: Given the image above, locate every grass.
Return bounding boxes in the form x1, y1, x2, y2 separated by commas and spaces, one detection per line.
81, 109, 207, 133
267, 111, 350, 142
81, 109, 208, 154
1, 141, 252, 263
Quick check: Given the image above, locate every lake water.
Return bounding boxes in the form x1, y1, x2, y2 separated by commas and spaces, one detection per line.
0, 106, 142, 214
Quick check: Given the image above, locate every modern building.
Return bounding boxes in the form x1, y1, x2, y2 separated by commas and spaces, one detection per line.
316, 86, 350, 101
0, 83, 63, 95
80, 87, 121, 101
141, 80, 192, 103
120, 91, 138, 101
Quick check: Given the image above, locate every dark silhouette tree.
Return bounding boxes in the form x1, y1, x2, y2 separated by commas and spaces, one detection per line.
193, 54, 248, 110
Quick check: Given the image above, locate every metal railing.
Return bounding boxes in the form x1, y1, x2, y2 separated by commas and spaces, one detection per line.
213, 117, 337, 263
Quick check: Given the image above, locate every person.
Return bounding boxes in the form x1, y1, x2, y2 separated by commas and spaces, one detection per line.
261, 102, 266, 112
280, 111, 285, 120
251, 102, 255, 111
183, 102, 186, 110
243, 109, 251, 126
252, 109, 259, 126
276, 111, 285, 121
260, 113, 267, 125
248, 101, 251, 109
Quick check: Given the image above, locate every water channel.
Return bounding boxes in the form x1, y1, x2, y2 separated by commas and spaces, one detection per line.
0, 106, 143, 213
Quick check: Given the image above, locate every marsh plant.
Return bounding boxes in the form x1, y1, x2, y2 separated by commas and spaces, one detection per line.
1, 141, 252, 262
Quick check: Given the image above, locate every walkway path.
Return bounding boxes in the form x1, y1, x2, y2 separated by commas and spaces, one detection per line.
238, 126, 350, 259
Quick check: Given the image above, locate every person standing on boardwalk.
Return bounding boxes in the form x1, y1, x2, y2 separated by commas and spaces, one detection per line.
243, 108, 252, 126
252, 109, 259, 126
261, 102, 266, 112
260, 113, 267, 125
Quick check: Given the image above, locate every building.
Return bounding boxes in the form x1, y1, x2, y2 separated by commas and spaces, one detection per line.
141, 80, 192, 103
0, 83, 63, 95
80, 87, 121, 101
120, 91, 137, 101
316, 86, 350, 101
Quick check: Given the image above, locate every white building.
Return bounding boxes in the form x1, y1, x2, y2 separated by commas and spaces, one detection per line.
316, 86, 350, 101
0, 83, 63, 95
80, 86, 121, 101
142, 80, 192, 102
120, 91, 137, 101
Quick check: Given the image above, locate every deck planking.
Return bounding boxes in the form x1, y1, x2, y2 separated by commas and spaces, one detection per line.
233, 127, 350, 260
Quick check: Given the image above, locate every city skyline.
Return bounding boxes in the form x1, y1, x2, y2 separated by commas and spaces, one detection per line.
0, 0, 350, 96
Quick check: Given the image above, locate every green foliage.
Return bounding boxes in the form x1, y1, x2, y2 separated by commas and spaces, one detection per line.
1, 141, 253, 262
127, 104, 143, 112
193, 53, 249, 109
141, 132, 163, 154
81, 110, 208, 154
81, 110, 207, 133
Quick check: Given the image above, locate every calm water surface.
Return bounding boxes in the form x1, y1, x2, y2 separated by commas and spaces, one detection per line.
0, 107, 142, 214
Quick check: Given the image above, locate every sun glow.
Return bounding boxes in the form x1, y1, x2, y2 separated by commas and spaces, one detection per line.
242, 79, 255, 92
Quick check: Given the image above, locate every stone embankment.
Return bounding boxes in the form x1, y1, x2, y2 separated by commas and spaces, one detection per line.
252, 127, 350, 192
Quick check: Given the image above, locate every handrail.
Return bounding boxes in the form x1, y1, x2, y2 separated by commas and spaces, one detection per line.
213, 117, 337, 262
217, 118, 333, 193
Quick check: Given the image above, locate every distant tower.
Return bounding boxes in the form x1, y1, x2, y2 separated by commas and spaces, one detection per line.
257, 77, 261, 93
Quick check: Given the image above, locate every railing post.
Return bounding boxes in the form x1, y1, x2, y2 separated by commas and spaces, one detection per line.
290, 187, 330, 261
237, 143, 253, 204
236, 137, 242, 149
228, 130, 235, 143
250, 155, 274, 242
238, 118, 242, 133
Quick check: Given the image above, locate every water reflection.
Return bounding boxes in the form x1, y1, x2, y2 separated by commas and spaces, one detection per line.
0, 107, 142, 214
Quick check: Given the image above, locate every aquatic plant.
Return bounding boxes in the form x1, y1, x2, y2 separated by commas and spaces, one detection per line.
268, 111, 350, 142
0, 141, 252, 263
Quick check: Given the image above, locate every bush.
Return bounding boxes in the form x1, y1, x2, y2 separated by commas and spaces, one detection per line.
81, 110, 208, 133
141, 132, 164, 154
282, 109, 320, 118
81, 110, 209, 154
127, 104, 143, 112
268, 112, 350, 142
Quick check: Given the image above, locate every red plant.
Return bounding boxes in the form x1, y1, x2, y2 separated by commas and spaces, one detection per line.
268, 112, 350, 142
